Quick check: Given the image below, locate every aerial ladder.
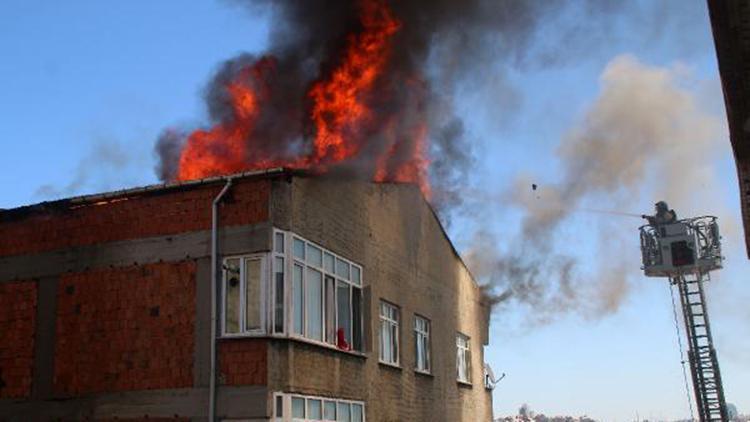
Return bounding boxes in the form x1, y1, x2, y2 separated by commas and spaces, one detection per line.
640, 214, 728, 422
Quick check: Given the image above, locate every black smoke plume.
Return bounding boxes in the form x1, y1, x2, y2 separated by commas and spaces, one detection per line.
153, 0, 710, 323
155, 0, 625, 213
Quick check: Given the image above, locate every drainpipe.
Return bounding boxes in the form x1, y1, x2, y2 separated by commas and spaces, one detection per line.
209, 178, 233, 422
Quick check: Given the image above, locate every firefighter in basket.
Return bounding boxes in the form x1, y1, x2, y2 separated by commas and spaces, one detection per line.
642, 201, 677, 226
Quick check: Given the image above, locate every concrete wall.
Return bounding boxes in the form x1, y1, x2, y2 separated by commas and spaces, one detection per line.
268, 176, 493, 422
707, 0, 750, 257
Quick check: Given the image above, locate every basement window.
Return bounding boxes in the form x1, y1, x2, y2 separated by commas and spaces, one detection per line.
274, 229, 364, 353
456, 333, 472, 384
273, 392, 365, 422
221, 255, 266, 336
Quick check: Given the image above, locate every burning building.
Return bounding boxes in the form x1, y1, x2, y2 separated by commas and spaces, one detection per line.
0, 0, 530, 419
0, 169, 493, 421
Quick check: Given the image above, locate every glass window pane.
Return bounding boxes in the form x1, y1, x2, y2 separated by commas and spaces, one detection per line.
351, 266, 361, 285
380, 319, 391, 362
391, 323, 399, 363
336, 258, 350, 280
337, 402, 351, 422
416, 333, 423, 369
275, 395, 283, 417
292, 397, 305, 418
457, 348, 463, 380
274, 232, 284, 253
224, 258, 241, 334
425, 335, 431, 370
336, 281, 351, 349
457, 334, 470, 382
245, 258, 261, 331
351, 404, 363, 422
308, 399, 322, 420
293, 238, 305, 260
293, 264, 304, 335
274, 257, 284, 333
325, 276, 336, 344
324, 253, 335, 273
306, 268, 323, 341
352, 288, 362, 351
415, 317, 430, 372
307, 244, 323, 267
324, 401, 337, 420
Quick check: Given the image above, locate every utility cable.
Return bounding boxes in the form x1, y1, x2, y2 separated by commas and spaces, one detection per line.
669, 279, 696, 422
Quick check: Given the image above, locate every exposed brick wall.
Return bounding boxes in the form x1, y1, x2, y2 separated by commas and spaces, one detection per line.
0, 178, 269, 257
54, 261, 196, 395
219, 338, 267, 386
0, 281, 37, 399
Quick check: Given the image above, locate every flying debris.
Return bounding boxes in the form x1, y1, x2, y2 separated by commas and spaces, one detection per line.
531, 183, 537, 191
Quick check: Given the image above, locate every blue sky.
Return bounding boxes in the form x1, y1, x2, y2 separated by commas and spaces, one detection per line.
1, 1, 748, 420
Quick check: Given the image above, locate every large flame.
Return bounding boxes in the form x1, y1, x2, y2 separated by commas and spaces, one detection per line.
173, 0, 431, 197
308, 0, 400, 164
177, 58, 277, 181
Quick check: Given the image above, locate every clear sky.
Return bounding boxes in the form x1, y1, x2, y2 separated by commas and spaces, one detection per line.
1, 1, 748, 420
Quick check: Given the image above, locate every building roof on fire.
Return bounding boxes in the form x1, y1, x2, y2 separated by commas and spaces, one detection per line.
1, 167, 480, 287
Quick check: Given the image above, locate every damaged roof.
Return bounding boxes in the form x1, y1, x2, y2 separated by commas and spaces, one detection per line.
0, 168, 290, 221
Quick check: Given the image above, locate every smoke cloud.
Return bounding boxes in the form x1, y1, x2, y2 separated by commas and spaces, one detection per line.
150, 0, 718, 323
155, 0, 637, 211
469, 55, 724, 322
36, 138, 138, 200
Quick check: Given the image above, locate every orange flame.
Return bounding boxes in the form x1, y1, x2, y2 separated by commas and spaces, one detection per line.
173, 0, 432, 198
308, 0, 400, 164
176, 58, 276, 181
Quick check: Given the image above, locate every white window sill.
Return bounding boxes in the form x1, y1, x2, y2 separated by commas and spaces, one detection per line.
378, 360, 401, 370
220, 330, 266, 339
457, 379, 473, 387
414, 369, 433, 377
286, 334, 367, 358
218, 332, 367, 358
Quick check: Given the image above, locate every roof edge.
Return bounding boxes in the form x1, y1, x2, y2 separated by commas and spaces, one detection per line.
1, 167, 299, 218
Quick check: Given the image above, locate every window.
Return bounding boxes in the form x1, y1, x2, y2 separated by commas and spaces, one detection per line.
273, 232, 286, 334
379, 301, 399, 366
275, 230, 364, 352
222, 255, 265, 335
456, 333, 472, 383
414, 316, 431, 373
274, 393, 365, 422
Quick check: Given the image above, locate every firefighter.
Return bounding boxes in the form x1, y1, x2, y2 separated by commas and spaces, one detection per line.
642, 201, 677, 225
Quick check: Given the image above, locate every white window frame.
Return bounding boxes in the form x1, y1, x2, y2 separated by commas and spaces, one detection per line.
379, 301, 400, 367
273, 392, 365, 422
414, 315, 431, 374
274, 229, 365, 353
221, 254, 267, 337
456, 332, 472, 384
